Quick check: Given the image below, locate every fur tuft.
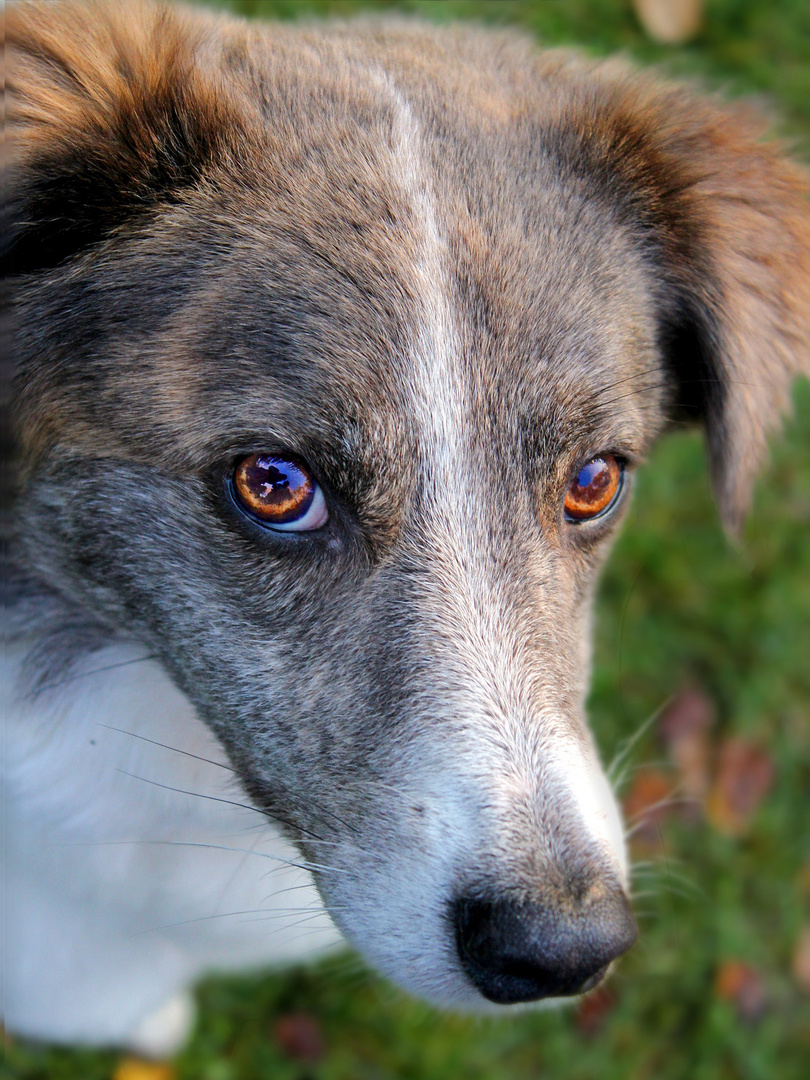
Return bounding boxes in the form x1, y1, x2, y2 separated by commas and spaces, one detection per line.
4, 0, 247, 274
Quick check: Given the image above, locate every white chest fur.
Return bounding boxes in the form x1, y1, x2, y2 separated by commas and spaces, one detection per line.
2, 642, 339, 1053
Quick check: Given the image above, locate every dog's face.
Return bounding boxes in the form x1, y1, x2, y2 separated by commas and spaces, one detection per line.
6, 1, 810, 1009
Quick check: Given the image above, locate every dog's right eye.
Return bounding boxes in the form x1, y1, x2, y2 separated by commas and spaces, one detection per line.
564, 455, 624, 522
232, 454, 328, 531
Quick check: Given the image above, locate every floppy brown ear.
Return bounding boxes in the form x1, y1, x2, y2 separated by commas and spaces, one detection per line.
556, 72, 810, 533
3, 0, 244, 276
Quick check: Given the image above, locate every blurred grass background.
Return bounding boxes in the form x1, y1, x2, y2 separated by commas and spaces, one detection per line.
5, 1, 809, 1078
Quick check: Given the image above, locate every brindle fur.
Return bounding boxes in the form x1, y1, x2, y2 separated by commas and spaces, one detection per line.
4, 0, 810, 1051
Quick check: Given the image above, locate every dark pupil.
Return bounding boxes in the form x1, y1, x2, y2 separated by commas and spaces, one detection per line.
245, 456, 313, 521
255, 460, 292, 496
573, 460, 610, 500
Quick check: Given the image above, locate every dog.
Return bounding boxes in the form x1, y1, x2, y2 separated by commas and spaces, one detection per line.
3, 0, 809, 1057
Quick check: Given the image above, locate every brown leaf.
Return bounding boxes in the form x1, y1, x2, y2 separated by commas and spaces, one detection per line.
706, 738, 775, 837
575, 984, 618, 1035
633, 0, 704, 44
112, 1060, 175, 1080
659, 688, 715, 743
622, 768, 675, 853
658, 689, 714, 813
792, 925, 810, 994
714, 961, 767, 1023
273, 1012, 326, 1063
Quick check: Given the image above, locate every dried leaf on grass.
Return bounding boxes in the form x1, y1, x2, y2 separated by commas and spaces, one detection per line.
633, 0, 703, 44
792, 925, 810, 994
706, 738, 775, 837
575, 984, 618, 1035
658, 689, 714, 814
714, 961, 767, 1023
112, 1060, 175, 1080
625, 690, 776, 849
273, 1011, 326, 1063
623, 768, 676, 853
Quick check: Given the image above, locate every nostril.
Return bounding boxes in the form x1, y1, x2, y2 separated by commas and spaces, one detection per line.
454, 890, 637, 1005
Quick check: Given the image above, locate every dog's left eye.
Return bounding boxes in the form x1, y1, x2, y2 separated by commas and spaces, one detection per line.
232, 454, 328, 531
564, 454, 624, 522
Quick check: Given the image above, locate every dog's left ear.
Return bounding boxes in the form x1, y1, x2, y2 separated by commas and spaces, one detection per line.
564, 74, 810, 533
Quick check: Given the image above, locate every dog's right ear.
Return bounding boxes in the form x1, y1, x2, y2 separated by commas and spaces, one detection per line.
3, 0, 245, 277
558, 72, 810, 534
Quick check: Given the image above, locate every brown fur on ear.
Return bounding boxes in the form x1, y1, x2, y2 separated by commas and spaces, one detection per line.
553, 71, 810, 533
4, 0, 247, 274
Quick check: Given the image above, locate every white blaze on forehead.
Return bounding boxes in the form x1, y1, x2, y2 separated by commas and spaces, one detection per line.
382, 81, 467, 473
382, 84, 527, 704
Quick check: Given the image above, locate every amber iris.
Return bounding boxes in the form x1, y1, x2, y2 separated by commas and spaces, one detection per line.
233, 454, 315, 524
564, 455, 622, 521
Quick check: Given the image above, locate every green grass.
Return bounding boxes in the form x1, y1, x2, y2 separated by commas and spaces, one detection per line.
5, 2, 809, 1079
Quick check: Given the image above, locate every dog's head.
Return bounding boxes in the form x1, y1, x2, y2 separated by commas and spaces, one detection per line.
6, 0, 810, 1008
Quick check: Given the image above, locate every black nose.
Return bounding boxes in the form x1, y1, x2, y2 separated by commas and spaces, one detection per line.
454, 889, 637, 1005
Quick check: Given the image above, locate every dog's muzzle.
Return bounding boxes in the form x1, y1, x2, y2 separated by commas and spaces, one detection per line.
453, 889, 637, 1004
